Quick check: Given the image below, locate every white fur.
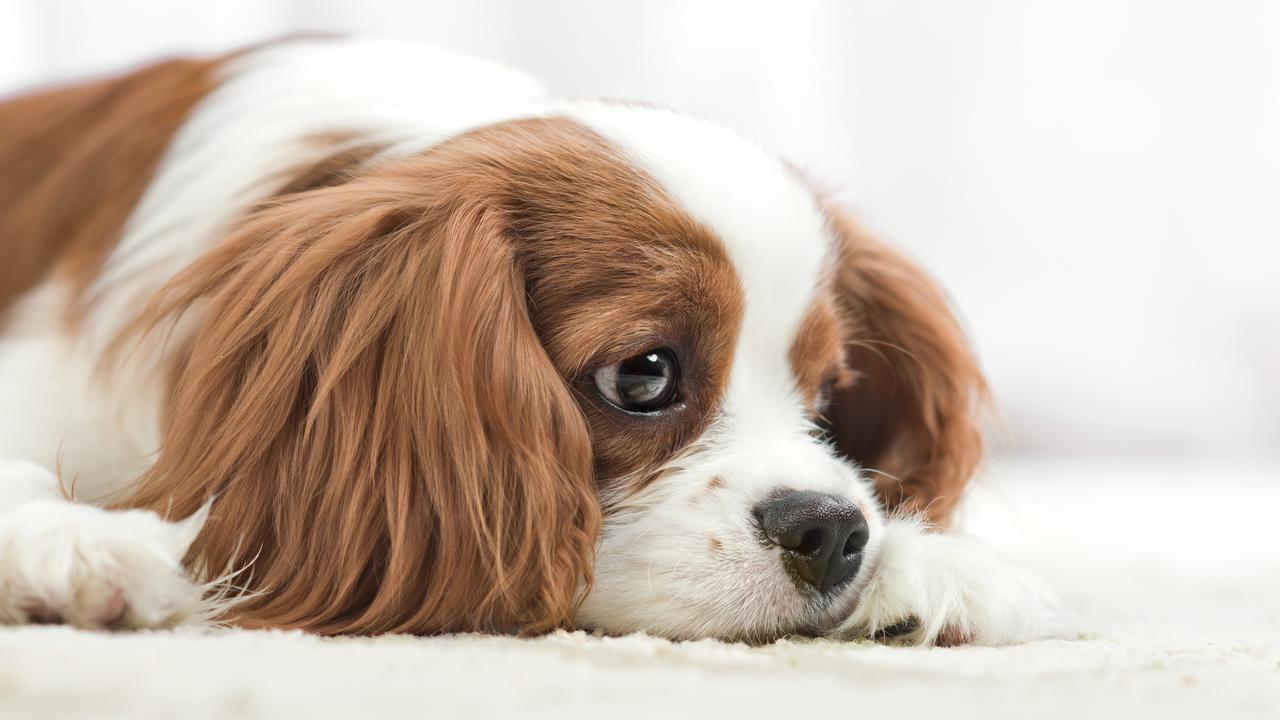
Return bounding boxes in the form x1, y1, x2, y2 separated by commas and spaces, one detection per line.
0, 284, 155, 503
0, 460, 68, 510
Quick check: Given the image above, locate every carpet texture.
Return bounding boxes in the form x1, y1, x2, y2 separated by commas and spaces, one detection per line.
2, 460, 1277, 719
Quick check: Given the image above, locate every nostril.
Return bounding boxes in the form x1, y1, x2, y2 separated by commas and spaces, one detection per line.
794, 528, 825, 556
842, 525, 869, 558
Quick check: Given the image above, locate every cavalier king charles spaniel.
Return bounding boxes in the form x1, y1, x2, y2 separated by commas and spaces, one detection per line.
0, 38, 1055, 644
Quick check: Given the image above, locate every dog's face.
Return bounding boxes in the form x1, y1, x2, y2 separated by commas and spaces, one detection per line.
124, 104, 984, 638
517, 105, 887, 640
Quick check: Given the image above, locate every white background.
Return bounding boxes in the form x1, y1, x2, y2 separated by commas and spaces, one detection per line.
3, 0, 1276, 461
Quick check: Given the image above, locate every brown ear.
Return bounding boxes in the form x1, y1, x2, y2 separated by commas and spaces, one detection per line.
111, 153, 599, 634
823, 210, 987, 526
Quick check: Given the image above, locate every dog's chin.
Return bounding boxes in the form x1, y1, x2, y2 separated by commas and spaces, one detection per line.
575, 558, 880, 644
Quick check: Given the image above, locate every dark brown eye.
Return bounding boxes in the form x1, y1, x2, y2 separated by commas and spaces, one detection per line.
593, 349, 680, 413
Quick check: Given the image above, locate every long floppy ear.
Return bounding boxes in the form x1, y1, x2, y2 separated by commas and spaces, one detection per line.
823, 209, 988, 527
110, 154, 600, 634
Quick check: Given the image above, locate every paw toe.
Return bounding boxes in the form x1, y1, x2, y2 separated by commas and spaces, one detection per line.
75, 583, 129, 629
935, 625, 975, 647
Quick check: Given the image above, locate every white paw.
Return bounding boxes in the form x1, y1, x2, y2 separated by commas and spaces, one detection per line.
834, 517, 1060, 646
0, 500, 207, 629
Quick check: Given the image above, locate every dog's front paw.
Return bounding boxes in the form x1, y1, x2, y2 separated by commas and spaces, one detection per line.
834, 518, 1060, 646
0, 500, 207, 629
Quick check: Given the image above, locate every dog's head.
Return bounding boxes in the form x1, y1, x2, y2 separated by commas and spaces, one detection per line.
120, 104, 985, 639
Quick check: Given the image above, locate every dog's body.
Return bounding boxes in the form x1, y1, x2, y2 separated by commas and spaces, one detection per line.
0, 38, 1055, 643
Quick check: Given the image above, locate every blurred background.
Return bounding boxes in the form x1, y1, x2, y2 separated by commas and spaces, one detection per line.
3, 0, 1276, 463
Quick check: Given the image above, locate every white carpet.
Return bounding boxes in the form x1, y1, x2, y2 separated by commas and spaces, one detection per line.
2, 459, 1277, 719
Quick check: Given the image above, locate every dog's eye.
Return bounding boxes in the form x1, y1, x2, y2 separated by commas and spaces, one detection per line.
593, 349, 680, 413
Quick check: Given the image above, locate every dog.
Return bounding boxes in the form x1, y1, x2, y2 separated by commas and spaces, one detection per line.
0, 37, 1055, 643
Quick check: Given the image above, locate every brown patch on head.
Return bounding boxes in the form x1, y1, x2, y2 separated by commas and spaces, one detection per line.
0, 54, 230, 324
708, 537, 724, 553
110, 115, 743, 635
707, 475, 727, 491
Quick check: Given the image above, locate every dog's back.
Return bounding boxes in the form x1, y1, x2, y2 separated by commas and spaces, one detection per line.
0, 59, 220, 320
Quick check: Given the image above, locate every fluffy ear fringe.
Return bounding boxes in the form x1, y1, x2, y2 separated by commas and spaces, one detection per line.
109, 152, 600, 634
823, 210, 988, 527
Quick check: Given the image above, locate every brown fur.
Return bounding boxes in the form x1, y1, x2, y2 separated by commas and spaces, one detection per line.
788, 299, 854, 413
0, 56, 225, 324
109, 116, 742, 634
820, 211, 988, 525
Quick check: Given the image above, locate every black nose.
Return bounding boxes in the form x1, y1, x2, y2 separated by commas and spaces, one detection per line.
754, 490, 869, 594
